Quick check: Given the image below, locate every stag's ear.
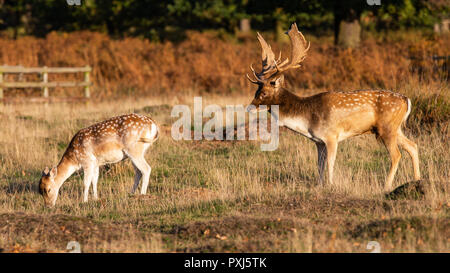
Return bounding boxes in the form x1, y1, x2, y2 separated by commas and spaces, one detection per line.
269, 75, 284, 90
50, 167, 57, 178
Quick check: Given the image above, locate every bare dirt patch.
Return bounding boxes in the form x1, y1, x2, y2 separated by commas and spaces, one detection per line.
168, 215, 298, 252
350, 216, 450, 240
0, 212, 126, 252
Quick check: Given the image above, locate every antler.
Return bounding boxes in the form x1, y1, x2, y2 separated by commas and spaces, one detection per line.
246, 23, 309, 84
256, 32, 277, 77
276, 23, 310, 73
246, 63, 264, 84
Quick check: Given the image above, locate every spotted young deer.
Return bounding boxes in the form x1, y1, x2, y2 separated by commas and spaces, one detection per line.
246, 23, 420, 190
39, 113, 159, 207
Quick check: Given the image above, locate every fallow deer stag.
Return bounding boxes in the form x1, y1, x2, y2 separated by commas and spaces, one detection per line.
39, 113, 159, 207
246, 23, 420, 190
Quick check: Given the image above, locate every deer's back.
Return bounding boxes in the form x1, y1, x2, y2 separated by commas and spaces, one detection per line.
66, 113, 158, 164
307, 90, 409, 139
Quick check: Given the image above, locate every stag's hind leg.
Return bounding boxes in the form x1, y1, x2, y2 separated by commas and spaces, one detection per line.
397, 130, 420, 181
380, 134, 401, 191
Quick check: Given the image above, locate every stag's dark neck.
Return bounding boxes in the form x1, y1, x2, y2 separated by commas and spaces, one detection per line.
276, 88, 311, 118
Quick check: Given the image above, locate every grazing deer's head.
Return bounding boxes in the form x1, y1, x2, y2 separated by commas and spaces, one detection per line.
247, 23, 310, 111
39, 166, 59, 207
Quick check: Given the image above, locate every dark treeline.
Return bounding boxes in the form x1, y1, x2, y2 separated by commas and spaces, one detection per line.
0, 0, 448, 42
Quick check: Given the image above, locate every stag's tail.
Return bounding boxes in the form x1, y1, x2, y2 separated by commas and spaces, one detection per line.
402, 98, 412, 124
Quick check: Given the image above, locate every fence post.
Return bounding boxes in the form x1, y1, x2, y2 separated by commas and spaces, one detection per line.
0, 69, 3, 100
42, 66, 49, 98
84, 66, 90, 98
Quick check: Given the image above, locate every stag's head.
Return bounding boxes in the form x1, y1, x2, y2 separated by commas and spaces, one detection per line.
247, 23, 310, 111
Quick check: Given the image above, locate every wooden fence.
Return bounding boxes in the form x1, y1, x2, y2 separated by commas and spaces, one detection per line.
0, 65, 92, 100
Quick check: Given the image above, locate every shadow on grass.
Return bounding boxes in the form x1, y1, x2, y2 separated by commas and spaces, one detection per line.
3, 180, 37, 194
385, 180, 448, 200
349, 215, 449, 240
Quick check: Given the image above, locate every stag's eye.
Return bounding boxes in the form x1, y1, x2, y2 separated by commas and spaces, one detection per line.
270, 81, 276, 86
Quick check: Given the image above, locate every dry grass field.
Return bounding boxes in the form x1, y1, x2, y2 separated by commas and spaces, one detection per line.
0, 82, 448, 252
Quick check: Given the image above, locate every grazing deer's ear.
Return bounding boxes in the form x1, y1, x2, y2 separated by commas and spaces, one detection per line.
50, 167, 57, 178
43, 167, 50, 176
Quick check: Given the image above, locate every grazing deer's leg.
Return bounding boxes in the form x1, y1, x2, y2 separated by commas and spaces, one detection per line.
315, 142, 327, 185
397, 130, 421, 181
92, 166, 99, 200
381, 134, 401, 191
126, 144, 151, 195
38, 113, 159, 207
83, 165, 95, 202
325, 139, 338, 185
140, 160, 151, 195
131, 157, 151, 195
131, 163, 143, 194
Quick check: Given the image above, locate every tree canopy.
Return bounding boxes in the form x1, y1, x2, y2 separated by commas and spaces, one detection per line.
0, 0, 448, 40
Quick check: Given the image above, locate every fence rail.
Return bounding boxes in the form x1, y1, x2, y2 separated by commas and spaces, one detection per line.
0, 65, 92, 100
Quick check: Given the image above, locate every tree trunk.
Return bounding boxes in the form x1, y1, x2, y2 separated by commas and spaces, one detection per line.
275, 19, 289, 43
240, 18, 251, 33
338, 20, 361, 48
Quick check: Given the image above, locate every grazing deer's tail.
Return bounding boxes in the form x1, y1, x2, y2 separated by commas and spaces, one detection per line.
139, 123, 159, 143
139, 138, 154, 143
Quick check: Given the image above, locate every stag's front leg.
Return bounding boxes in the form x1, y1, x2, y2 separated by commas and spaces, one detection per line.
315, 142, 327, 185
325, 139, 338, 185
